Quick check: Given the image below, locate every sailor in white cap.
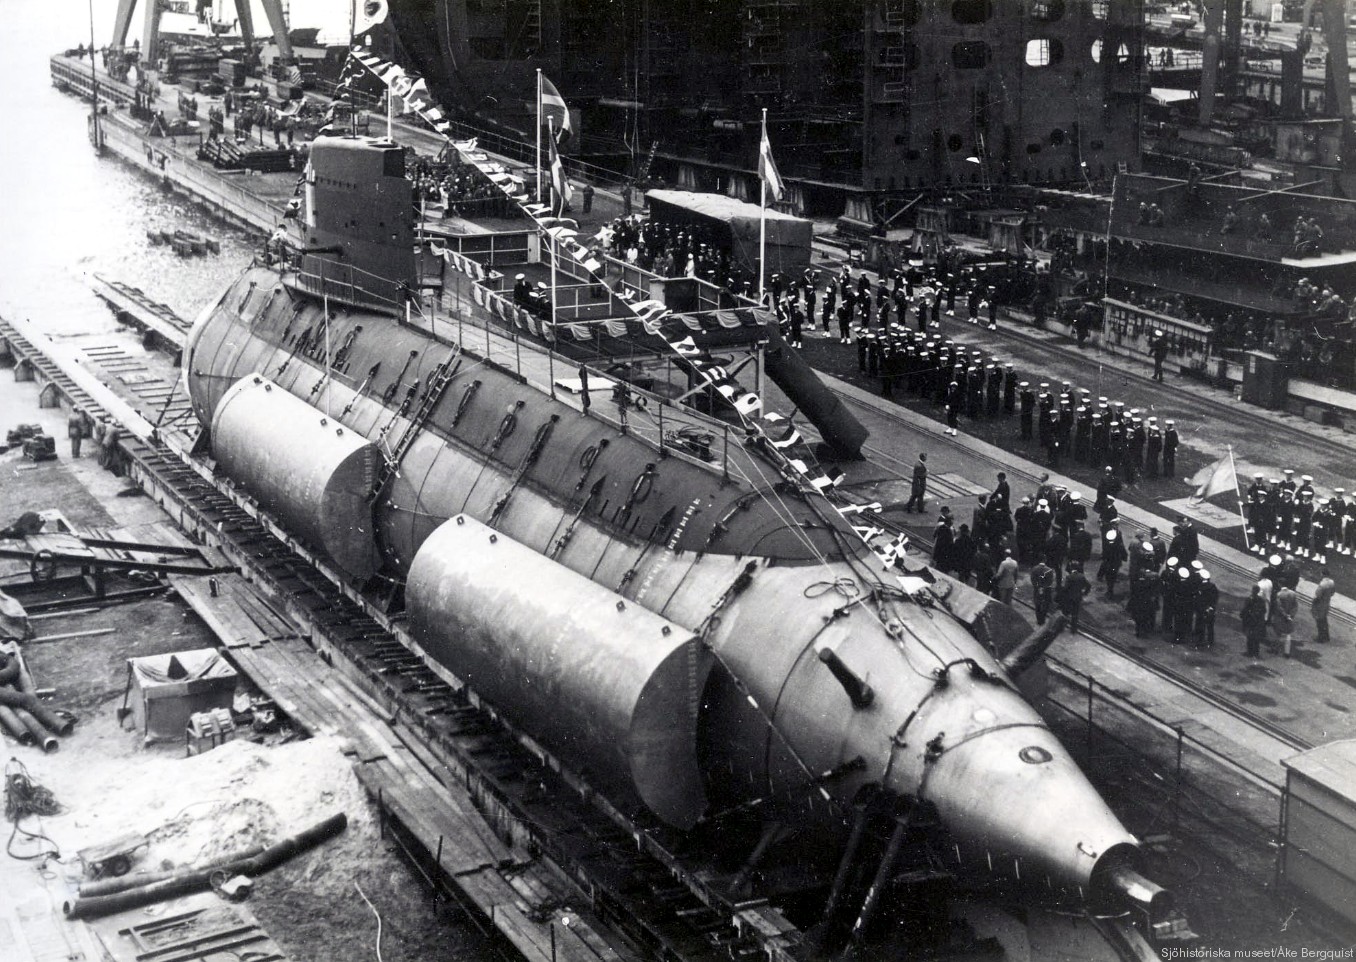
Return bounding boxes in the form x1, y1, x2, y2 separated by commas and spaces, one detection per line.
1194, 569, 1217, 648
1162, 420, 1179, 477
1331, 488, 1349, 554
1151, 328, 1169, 381
1169, 566, 1194, 643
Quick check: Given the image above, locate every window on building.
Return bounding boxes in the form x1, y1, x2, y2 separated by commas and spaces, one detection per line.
952, 41, 991, 69
1091, 0, 1109, 18
1025, 38, 1063, 66
951, 0, 993, 25
1030, 0, 1065, 22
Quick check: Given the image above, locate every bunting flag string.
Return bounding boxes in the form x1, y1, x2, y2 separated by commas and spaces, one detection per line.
346, 47, 910, 575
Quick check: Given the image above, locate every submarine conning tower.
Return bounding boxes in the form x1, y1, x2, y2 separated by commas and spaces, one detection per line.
294, 137, 415, 315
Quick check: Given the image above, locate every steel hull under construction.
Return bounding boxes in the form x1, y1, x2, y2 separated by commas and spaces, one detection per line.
183, 135, 1168, 936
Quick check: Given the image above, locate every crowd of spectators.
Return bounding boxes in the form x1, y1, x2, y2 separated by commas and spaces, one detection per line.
927, 469, 1226, 644
408, 158, 518, 219
599, 215, 752, 291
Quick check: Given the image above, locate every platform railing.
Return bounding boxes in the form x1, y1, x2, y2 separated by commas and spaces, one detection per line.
1044, 657, 1286, 887
411, 293, 740, 481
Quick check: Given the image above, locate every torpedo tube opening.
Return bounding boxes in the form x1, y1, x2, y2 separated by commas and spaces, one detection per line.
1090, 843, 1173, 921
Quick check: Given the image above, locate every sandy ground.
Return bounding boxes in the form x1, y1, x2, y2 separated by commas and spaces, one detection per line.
0, 355, 497, 962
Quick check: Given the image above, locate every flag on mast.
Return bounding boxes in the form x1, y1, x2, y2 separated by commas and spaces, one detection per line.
1190, 451, 1236, 501
548, 123, 572, 214
759, 121, 785, 202
540, 74, 573, 144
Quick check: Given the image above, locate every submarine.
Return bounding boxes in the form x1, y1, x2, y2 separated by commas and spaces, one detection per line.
182, 129, 1169, 946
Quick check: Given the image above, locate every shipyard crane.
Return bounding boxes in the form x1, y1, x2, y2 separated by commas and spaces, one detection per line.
109, 0, 294, 68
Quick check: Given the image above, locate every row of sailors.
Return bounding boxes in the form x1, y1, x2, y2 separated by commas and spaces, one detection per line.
1244, 471, 1356, 562
1119, 547, 1221, 646
773, 266, 1000, 340
853, 327, 1181, 480
1025, 390, 1179, 482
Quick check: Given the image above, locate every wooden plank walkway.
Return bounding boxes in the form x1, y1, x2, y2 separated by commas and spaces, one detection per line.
163, 583, 621, 962
88, 274, 191, 350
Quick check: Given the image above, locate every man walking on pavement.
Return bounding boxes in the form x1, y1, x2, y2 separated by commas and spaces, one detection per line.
1241, 585, 1268, 658
994, 549, 1019, 605
1058, 563, 1092, 634
1151, 330, 1169, 382
904, 453, 928, 512
1030, 558, 1055, 626
1194, 570, 1218, 649
1312, 568, 1335, 644
1273, 583, 1299, 657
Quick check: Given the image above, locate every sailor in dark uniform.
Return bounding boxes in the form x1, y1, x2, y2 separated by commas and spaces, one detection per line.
1295, 490, 1315, 558
1108, 421, 1125, 475
1003, 364, 1017, 414
1126, 417, 1146, 485
1075, 405, 1093, 463
1019, 382, 1035, 439
1145, 421, 1162, 478
967, 367, 984, 419
1160, 420, 1182, 480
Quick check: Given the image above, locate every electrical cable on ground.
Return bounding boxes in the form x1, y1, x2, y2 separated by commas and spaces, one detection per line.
5, 758, 61, 860
355, 879, 385, 962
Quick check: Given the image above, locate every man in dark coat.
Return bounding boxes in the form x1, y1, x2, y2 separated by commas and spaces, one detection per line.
1098, 528, 1128, 600
904, 452, 928, 512
1058, 563, 1092, 633
1045, 527, 1068, 592
1171, 567, 1196, 644
1014, 496, 1038, 564
1030, 559, 1055, 626
1094, 467, 1121, 514
1067, 522, 1094, 571
990, 472, 1011, 512
1127, 543, 1159, 636
972, 540, 995, 596
1194, 570, 1219, 648
1240, 586, 1268, 657
932, 511, 955, 574
952, 524, 976, 584
1162, 420, 1179, 477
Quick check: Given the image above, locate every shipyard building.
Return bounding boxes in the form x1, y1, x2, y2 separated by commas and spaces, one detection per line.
389, 0, 1146, 220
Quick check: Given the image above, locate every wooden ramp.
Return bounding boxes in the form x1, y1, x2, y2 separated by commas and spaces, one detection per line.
172, 567, 622, 962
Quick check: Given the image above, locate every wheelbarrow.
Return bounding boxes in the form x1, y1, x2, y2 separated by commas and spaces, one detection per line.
78, 831, 148, 878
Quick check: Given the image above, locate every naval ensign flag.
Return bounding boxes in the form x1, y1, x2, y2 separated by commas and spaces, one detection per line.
759, 120, 785, 202
1190, 451, 1237, 501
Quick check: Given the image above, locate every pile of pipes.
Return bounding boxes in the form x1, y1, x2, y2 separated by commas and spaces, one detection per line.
0, 643, 75, 752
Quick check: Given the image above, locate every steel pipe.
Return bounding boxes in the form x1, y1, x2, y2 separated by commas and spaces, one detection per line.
65, 813, 347, 920
0, 705, 33, 744
77, 845, 267, 898
12, 708, 58, 752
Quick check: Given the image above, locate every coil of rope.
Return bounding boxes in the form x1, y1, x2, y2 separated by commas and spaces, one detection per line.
5, 758, 61, 860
